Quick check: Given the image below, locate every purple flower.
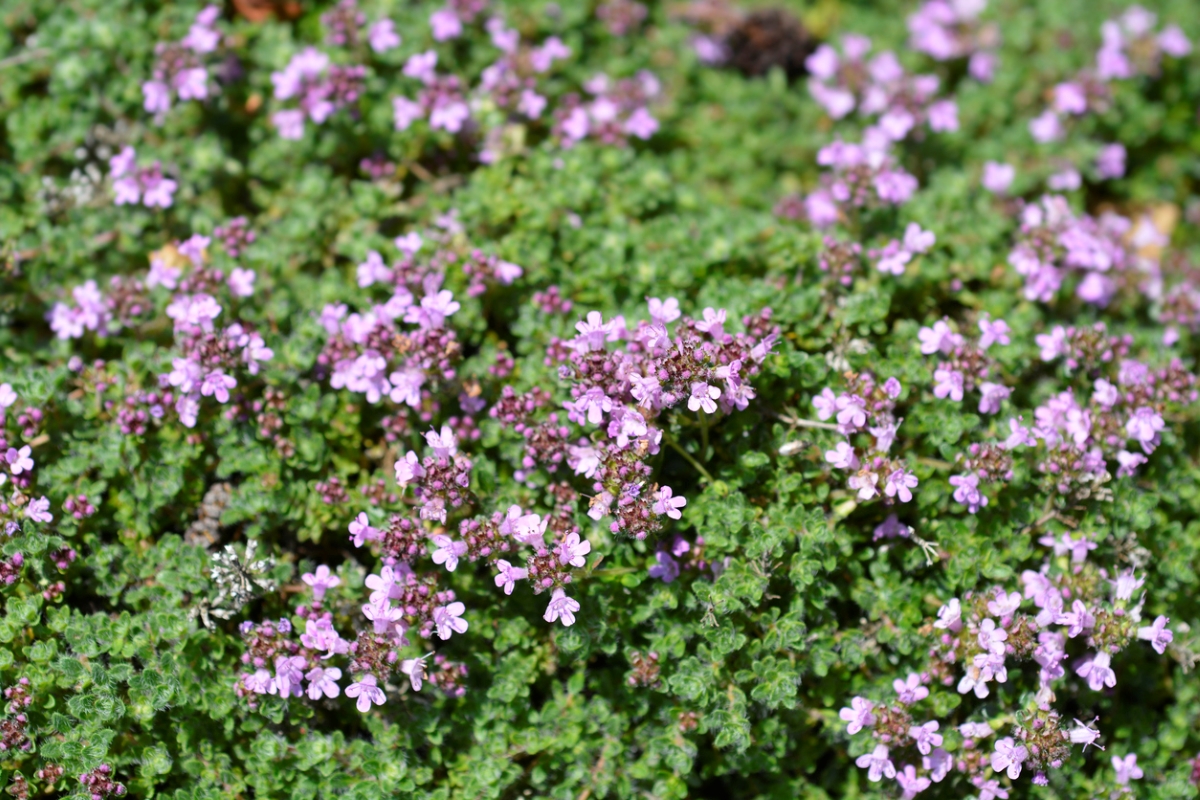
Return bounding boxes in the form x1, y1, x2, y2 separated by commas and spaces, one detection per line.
884, 469, 918, 503
903, 223, 936, 253
624, 108, 659, 139
345, 674, 386, 712
0, 384, 16, 408
949, 473, 988, 513
977, 318, 1010, 349
242, 669, 274, 694
273, 655, 307, 698
918, 320, 960, 355
987, 589, 1022, 621
813, 388, 838, 421
556, 532, 591, 568
1053, 81, 1088, 115
305, 666, 342, 700
429, 8, 462, 41
365, 566, 400, 604
531, 36, 571, 72
976, 780, 1009, 800
175, 67, 209, 101
932, 368, 964, 402
854, 744, 895, 782
1096, 143, 1126, 179
393, 96, 424, 130
575, 387, 614, 424
1067, 718, 1102, 749
1075, 651, 1117, 691
824, 442, 859, 470
272, 109, 305, 138
406, 289, 461, 329
834, 393, 868, 430
400, 655, 428, 691
1047, 168, 1080, 191
896, 765, 930, 799
838, 696, 875, 734
362, 599, 404, 635
424, 424, 458, 458
430, 535, 468, 572
228, 267, 256, 297
142, 174, 177, 208
982, 161, 1014, 194
927, 99, 958, 132
368, 19, 401, 53
349, 512, 381, 547
978, 382, 1011, 414
1058, 599, 1096, 638
511, 512, 548, 545
893, 674, 928, 704
991, 737, 1028, 779
394, 451, 424, 488
648, 551, 680, 583
1158, 25, 1192, 56
1112, 754, 1143, 784
1029, 110, 1063, 143
25, 496, 53, 524
652, 486, 686, 520
143, 80, 171, 114
977, 619, 1008, 655
518, 89, 547, 119
301, 564, 341, 599
969, 50, 996, 82
573, 310, 613, 351
909, 720, 942, 755
493, 559, 528, 595
1125, 407, 1164, 452
543, 588, 580, 626
1137, 615, 1173, 654
695, 307, 727, 337
874, 514, 912, 540
6, 446, 33, 475
198, 370, 236, 403
433, 601, 468, 639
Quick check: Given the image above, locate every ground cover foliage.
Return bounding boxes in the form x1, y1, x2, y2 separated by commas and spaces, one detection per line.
1, 0, 1200, 797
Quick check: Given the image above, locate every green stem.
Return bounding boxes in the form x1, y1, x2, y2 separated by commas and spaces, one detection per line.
666, 437, 714, 483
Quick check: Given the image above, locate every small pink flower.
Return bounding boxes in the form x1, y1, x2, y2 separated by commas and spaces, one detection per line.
301, 564, 341, 599
652, 486, 686, 520
543, 588, 580, 627
305, 666, 342, 700
345, 674, 386, 712
494, 560, 528, 595
433, 601, 468, 640
556, 532, 591, 568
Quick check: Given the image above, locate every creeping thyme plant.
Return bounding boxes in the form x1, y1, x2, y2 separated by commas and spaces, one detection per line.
3, 0, 1200, 797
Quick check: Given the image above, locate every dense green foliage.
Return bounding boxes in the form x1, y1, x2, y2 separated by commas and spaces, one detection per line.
1, 0, 1199, 798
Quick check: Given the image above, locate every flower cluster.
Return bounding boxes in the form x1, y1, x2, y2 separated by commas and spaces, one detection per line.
552, 302, 776, 537
1007, 195, 1133, 305
805, 34, 959, 135
918, 316, 1011, 413
142, 5, 223, 118
552, 72, 661, 148
107, 146, 176, 208
271, 48, 366, 140
814, 372, 916, 504
804, 138, 920, 227
906, 0, 1001, 80
318, 241, 491, 408
841, 531, 1172, 795
1024, 6, 1189, 179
